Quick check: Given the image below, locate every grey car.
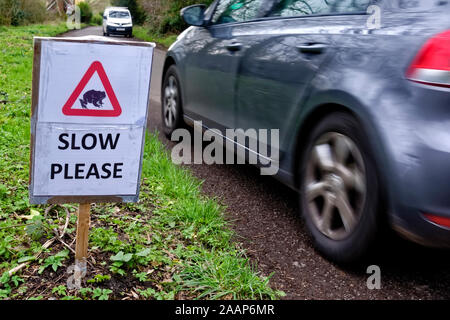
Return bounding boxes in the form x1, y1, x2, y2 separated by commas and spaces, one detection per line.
161, 0, 450, 263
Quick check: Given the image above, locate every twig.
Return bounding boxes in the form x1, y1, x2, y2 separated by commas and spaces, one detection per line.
51, 230, 94, 269
9, 205, 74, 276
8, 238, 55, 277
45, 205, 71, 238
0, 223, 27, 230
53, 232, 75, 254
39, 273, 67, 298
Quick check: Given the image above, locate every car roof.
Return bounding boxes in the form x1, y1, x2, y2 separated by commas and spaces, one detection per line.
104, 7, 130, 13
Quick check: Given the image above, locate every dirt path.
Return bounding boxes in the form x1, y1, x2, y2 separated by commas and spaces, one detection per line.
63, 27, 450, 300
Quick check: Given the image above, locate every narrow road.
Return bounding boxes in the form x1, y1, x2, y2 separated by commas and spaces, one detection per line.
62, 26, 450, 300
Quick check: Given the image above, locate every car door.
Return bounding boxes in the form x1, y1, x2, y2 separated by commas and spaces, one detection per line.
235, 0, 372, 158
182, 0, 269, 130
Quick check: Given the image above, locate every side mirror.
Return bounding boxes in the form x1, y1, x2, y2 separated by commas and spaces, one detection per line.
181, 4, 206, 27
103, 15, 107, 19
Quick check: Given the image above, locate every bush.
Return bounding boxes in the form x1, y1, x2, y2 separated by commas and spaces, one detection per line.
77, 1, 93, 24
111, 0, 147, 25
140, 0, 214, 35
159, 0, 198, 34
91, 13, 103, 26
0, 0, 46, 26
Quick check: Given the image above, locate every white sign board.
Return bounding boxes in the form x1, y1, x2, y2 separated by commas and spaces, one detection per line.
30, 37, 154, 204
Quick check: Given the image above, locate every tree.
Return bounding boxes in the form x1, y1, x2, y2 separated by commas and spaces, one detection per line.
0, 0, 46, 26
158, 0, 215, 34
77, 1, 93, 23
111, 0, 146, 25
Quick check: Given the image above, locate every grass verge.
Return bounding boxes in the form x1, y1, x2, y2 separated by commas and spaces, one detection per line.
0, 24, 283, 300
133, 26, 178, 48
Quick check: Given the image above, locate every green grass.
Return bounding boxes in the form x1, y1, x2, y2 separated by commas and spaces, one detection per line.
0, 24, 283, 300
133, 26, 178, 48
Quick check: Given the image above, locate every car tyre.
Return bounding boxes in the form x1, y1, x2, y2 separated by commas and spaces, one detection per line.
161, 65, 184, 138
299, 112, 380, 264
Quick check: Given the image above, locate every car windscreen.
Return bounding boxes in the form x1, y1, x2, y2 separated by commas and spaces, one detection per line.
109, 11, 130, 18
397, 0, 449, 11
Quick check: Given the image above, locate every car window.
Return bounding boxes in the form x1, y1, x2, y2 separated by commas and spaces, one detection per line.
212, 0, 269, 24
109, 11, 130, 19
270, 0, 371, 17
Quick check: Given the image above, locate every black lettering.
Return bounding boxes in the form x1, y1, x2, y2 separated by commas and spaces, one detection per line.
50, 164, 62, 179
71, 134, 80, 150
99, 134, 120, 150
64, 163, 73, 179
113, 163, 123, 179
86, 163, 100, 179
58, 134, 69, 150
101, 163, 112, 179
82, 134, 97, 150
75, 163, 85, 179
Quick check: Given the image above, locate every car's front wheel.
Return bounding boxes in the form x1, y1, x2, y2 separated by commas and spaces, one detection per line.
300, 112, 380, 264
161, 65, 184, 138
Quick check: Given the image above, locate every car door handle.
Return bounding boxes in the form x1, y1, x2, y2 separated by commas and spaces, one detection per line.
297, 43, 328, 54
226, 42, 243, 52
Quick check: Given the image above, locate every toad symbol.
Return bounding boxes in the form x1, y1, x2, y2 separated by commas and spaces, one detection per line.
79, 90, 106, 109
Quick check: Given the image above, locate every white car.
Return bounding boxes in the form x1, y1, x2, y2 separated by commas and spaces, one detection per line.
102, 7, 133, 38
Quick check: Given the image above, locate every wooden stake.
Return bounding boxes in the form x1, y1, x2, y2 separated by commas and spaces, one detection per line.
75, 203, 91, 263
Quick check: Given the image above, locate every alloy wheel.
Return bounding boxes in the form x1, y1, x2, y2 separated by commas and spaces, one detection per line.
305, 132, 367, 240
163, 75, 178, 128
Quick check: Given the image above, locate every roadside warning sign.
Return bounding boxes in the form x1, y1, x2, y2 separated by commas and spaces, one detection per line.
29, 37, 155, 204
62, 61, 122, 117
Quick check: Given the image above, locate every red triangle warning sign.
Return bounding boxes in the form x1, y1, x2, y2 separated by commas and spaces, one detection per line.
62, 61, 122, 117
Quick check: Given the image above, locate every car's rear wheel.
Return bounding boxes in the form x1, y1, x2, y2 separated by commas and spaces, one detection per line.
161, 65, 183, 138
300, 112, 380, 264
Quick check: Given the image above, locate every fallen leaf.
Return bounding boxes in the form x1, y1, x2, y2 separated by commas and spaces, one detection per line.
19, 209, 40, 220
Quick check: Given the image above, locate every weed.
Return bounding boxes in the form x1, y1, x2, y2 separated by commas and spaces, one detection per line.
38, 250, 69, 274
87, 274, 111, 284
52, 285, 67, 297
92, 288, 113, 300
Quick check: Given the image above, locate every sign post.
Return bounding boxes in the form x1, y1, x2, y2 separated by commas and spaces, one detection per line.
75, 203, 91, 269
29, 36, 154, 280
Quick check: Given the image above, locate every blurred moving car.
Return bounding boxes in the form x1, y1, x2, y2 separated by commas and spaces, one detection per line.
162, 0, 450, 263
103, 7, 133, 38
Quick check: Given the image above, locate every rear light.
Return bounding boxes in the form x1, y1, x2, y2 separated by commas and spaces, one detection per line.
406, 30, 450, 88
423, 213, 450, 229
